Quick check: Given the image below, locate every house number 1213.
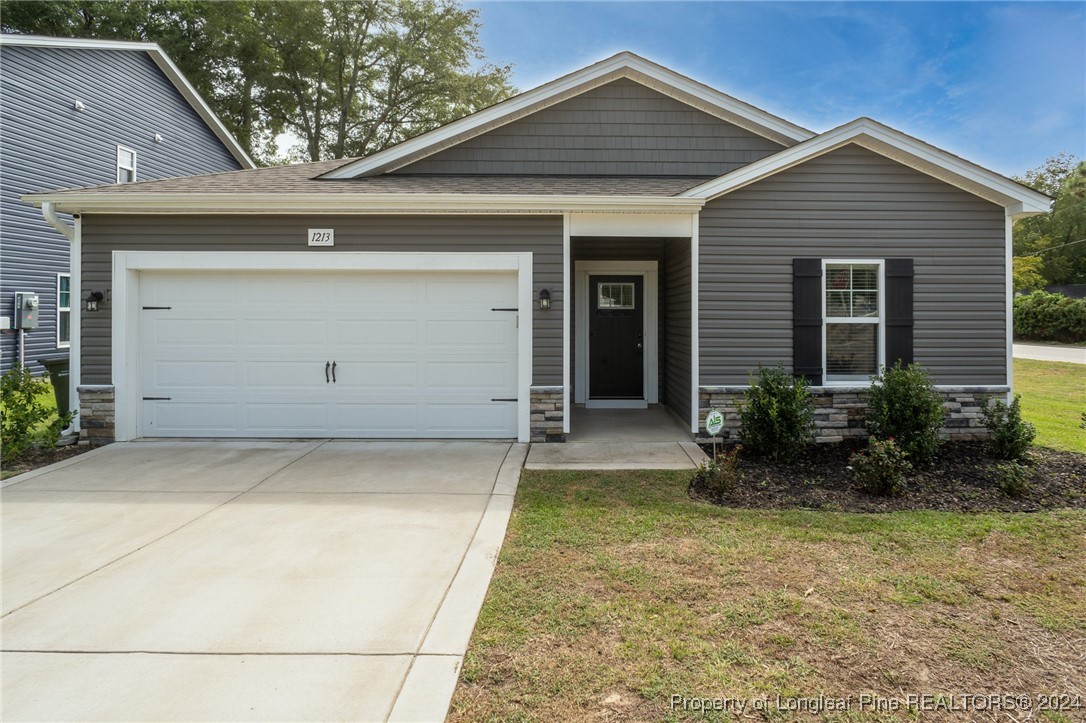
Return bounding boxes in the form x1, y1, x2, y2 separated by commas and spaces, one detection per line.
308, 228, 335, 247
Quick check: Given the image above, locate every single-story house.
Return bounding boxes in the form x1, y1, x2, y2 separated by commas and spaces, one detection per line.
25, 52, 1051, 445
0, 34, 253, 376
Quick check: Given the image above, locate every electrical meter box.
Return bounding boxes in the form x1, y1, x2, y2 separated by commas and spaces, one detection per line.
14, 292, 40, 329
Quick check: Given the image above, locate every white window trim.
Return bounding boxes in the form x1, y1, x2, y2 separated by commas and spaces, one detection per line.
821, 259, 885, 386
574, 260, 659, 408
56, 272, 71, 349
111, 251, 534, 443
116, 145, 137, 183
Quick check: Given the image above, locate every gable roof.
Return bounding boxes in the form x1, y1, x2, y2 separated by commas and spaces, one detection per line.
0, 34, 255, 169
320, 51, 815, 179
680, 117, 1052, 217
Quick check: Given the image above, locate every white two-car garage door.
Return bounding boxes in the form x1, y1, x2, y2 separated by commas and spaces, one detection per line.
139, 269, 519, 438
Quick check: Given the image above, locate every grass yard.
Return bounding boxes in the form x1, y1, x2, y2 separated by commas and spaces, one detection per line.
1015, 358, 1086, 453
451, 471, 1086, 721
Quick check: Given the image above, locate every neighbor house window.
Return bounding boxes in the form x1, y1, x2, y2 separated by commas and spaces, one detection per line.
57, 273, 71, 348
823, 260, 882, 383
116, 145, 137, 183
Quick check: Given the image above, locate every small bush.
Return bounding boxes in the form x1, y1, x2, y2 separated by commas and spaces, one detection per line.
1, 365, 72, 461
737, 365, 815, 462
849, 437, 912, 496
696, 444, 742, 494
866, 362, 945, 463
1013, 291, 1086, 343
995, 461, 1031, 498
982, 395, 1036, 461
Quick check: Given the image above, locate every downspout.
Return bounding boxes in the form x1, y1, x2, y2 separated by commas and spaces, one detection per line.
40, 202, 80, 433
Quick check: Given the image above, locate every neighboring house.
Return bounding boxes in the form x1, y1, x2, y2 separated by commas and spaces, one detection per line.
24, 52, 1050, 445
0, 34, 253, 376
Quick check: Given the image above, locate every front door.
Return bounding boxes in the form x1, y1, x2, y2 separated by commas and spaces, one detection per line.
588, 275, 644, 399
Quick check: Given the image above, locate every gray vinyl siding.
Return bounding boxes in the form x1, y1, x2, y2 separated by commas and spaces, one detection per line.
0, 45, 243, 374
396, 79, 784, 176
699, 144, 1007, 386
80, 215, 563, 385
663, 239, 691, 425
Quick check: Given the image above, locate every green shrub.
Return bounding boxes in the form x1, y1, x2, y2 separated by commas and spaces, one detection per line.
1013, 291, 1086, 343
866, 362, 945, 463
849, 437, 912, 496
981, 395, 1036, 461
695, 444, 742, 494
737, 365, 815, 462
1, 365, 72, 461
995, 461, 1031, 498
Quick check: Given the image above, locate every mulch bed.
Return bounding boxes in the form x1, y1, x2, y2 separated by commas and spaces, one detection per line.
1, 443, 95, 481
691, 441, 1086, 513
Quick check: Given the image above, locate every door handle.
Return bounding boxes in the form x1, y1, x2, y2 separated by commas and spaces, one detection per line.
325, 361, 330, 384
637, 343, 642, 349
331, 361, 337, 383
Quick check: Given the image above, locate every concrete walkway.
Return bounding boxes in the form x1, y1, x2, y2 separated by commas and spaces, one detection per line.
1013, 342, 1086, 364
2, 439, 526, 722
526, 441, 707, 470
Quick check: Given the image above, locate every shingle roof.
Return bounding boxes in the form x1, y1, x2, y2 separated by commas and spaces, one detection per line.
37, 158, 713, 197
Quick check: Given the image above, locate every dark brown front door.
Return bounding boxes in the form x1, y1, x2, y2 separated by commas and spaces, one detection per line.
589, 275, 644, 399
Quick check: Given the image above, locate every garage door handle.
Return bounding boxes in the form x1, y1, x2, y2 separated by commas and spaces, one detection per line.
325, 361, 330, 384
331, 361, 337, 383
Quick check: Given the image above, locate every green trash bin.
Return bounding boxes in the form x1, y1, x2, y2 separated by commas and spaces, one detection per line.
38, 358, 70, 417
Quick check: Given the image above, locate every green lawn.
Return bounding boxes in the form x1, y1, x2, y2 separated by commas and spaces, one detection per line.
1015, 358, 1086, 453
451, 472, 1086, 721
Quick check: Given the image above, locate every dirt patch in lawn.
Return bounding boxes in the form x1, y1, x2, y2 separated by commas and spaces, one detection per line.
1, 443, 94, 480
691, 442, 1086, 513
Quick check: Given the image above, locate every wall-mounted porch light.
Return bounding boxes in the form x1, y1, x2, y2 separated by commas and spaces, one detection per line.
538, 288, 551, 310
85, 291, 104, 312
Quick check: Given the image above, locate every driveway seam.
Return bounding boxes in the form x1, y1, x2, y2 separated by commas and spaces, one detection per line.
0, 440, 331, 620
381, 441, 512, 722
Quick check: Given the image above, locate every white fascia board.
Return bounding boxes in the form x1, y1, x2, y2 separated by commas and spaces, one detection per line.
1, 34, 255, 170
321, 51, 814, 179
22, 192, 705, 216
680, 118, 1052, 214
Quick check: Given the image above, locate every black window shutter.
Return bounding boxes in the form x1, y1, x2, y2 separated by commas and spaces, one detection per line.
792, 258, 823, 385
885, 258, 914, 367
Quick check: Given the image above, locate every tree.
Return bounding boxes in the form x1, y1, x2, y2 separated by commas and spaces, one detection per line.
1013, 153, 1086, 286
0, 0, 514, 164
1013, 255, 1046, 293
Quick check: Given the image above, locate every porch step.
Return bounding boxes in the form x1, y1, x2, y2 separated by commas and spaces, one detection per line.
525, 441, 707, 470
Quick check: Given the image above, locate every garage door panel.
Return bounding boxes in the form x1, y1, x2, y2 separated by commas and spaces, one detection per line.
424, 361, 516, 390
150, 360, 237, 388
247, 320, 328, 346
139, 269, 519, 439
146, 402, 238, 434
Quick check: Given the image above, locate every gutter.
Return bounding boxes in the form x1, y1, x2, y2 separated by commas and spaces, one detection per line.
22, 193, 706, 216
42, 201, 75, 241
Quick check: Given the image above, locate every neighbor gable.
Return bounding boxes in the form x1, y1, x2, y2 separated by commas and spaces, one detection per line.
393, 78, 786, 176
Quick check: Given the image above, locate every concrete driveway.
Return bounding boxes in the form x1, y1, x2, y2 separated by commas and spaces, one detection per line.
2, 439, 525, 722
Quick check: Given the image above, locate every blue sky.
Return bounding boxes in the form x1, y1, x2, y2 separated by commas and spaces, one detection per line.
467, 1, 1085, 177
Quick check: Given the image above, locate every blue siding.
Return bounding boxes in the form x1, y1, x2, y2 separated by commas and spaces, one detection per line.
0, 45, 243, 374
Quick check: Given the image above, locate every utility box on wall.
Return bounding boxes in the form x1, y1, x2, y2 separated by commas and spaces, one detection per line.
14, 292, 40, 329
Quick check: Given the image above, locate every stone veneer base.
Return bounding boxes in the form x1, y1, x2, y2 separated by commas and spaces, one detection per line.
698, 385, 1010, 443
77, 385, 116, 447
530, 385, 566, 443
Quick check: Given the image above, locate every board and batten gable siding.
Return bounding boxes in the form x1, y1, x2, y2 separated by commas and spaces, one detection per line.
79, 215, 563, 386
0, 45, 244, 374
699, 144, 1007, 386
394, 78, 784, 176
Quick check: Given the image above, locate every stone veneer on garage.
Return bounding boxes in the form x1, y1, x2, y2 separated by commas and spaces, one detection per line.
698, 386, 1010, 443
529, 385, 566, 443
76, 385, 116, 446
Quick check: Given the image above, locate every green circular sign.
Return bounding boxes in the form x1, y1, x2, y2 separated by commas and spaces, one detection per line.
705, 409, 724, 436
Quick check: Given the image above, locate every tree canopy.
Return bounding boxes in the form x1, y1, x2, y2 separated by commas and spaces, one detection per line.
1, 0, 515, 164
1013, 153, 1086, 289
